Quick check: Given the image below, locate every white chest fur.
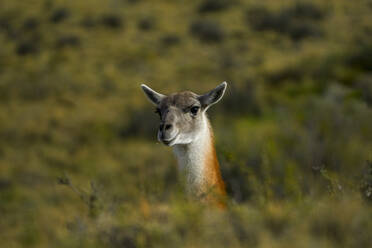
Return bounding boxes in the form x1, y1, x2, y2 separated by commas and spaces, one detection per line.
172, 119, 211, 194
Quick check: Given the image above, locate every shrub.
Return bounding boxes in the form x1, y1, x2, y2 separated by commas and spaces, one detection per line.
16, 41, 39, 56
190, 19, 224, 43
138, 17, 155, 31
282, 2, 325, 20
160, 34, 181, 47
246, 6, 280, 32
198, 0, 231, 13
355, 74, 372, 106
101, 14, 123, 29
50, 8, 70, 23
246, 3, 324, 41
346, 43, 372, 71
22, 17, 39, 31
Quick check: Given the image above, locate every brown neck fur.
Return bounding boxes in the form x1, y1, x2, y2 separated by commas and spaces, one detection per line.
201, 124, 226, 207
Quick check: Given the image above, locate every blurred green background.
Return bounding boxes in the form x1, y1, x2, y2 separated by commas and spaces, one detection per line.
1, 0, 372, 247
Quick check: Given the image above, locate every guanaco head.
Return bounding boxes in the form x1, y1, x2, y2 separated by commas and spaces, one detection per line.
141, 82, 227, 146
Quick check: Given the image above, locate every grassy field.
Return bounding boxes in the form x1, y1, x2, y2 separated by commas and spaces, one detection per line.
0, 0, 371, 247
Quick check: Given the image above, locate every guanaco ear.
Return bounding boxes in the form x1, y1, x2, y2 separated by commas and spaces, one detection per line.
198, 82, 227, 110
141, 84, 165, 105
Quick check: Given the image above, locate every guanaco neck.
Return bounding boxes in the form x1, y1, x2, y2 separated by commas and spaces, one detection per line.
172, 115, 226, 200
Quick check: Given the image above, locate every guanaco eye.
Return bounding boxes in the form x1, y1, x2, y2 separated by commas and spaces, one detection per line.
190, 106, 199, 115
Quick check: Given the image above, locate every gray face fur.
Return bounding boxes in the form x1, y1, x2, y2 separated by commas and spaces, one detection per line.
141, 82, 227, 146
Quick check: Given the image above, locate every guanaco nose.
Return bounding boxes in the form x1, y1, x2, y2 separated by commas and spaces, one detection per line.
159, 123, 173, 132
